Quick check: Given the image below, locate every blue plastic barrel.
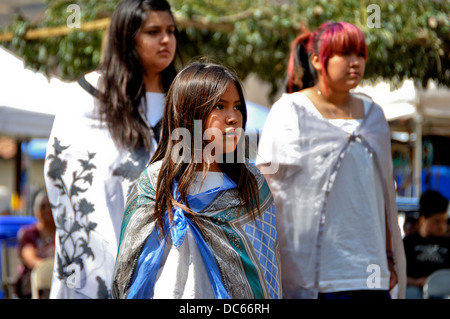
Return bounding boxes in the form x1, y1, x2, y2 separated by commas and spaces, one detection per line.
422, 165, 450, 200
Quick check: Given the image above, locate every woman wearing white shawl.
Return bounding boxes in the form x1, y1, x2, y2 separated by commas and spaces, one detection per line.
256, 21, 406, 299
44, 0, 181, 298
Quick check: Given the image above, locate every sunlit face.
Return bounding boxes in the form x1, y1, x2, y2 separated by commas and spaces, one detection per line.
421, 212, 448, 237
204, 82, 244, 158
135, 10, 176, 75
325, 52, 366, 91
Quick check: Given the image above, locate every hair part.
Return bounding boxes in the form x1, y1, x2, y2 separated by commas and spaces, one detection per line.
151, 62, 261, 238
99, 0, 181, 151
286, 21, 368, 93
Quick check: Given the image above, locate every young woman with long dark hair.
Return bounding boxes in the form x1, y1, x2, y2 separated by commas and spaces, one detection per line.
112, 62, 281, 299
44, 0, 181, 299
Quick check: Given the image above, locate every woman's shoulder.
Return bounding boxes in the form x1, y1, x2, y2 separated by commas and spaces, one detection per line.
245, 160, 262, 177
52, 71, 103, 120
351, 92, 382, 111
146, 159, 163, 171
244, 161, 274, 210
268, 92, 312, 121
17, 223, 39, 244
273, 91, 310, 107
141, 160, 163, 184
84, 71, 102, 87
244, 160, 270, 188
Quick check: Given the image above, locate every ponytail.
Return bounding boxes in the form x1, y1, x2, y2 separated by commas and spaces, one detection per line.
286, 32, 316, 93
286, 21, 368, 95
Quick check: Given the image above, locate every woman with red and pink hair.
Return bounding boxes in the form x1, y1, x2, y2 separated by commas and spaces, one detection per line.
256, 21, 406, 299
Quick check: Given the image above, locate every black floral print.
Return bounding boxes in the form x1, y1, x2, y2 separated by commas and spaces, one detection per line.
47, 137, 110, 298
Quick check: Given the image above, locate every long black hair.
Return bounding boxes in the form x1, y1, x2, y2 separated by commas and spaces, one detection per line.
99, 0, 181, 150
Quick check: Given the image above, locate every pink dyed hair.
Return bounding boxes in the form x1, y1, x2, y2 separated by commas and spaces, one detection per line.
287, 21, 368, 94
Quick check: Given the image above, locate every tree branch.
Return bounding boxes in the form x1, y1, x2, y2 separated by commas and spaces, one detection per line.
0, 8, 278, 42
0, 18, 111, 42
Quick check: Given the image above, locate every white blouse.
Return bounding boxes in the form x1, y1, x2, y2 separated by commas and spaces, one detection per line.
320, 101, 390, 292
153, 172, 224, 298
44, 72, 165, 298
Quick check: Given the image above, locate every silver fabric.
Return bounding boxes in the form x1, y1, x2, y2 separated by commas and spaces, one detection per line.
112, 160, 282, 299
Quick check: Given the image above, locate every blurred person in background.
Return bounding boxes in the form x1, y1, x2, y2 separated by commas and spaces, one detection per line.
403, 189, 450, 299
15, 190, 55, 299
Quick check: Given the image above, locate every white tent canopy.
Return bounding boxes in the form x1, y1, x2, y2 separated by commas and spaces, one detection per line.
0, 46, 79, 139
355, 78, 450, 137
418, 83, 450, 137
354, 79, 418, 122
0, 106, 54, 138
355, 78, 450, 197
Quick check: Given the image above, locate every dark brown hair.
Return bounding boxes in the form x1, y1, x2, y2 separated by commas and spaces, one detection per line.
419, 190, 449, 218
99, 0, 181, 150
151, 62, 261, 237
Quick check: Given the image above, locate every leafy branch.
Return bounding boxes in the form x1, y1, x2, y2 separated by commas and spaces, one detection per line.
1, 0, 449, 100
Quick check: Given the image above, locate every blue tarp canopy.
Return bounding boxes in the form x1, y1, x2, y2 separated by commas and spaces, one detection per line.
422, 165, 450, 200
22, 138, 48, 160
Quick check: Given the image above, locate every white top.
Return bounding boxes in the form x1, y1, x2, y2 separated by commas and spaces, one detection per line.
153, 171, 224, 298
302, 99, 390, 291
44, 72, 166, 299
153, 227, 216, 298
319, 101, 390, 292
256, 92, 402, 297
145, 92, 165, 127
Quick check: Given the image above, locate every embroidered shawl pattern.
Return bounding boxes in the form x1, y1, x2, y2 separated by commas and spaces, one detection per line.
112, 161, 282, 299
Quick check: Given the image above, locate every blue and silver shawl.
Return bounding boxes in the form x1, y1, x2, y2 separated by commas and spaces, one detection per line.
111, 160, 281, 299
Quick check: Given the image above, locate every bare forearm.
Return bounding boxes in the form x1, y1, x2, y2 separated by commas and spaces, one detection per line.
407, 276, 427, 288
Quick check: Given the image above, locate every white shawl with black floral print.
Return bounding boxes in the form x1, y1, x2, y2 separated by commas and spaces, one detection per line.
44, 72, 160, 299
